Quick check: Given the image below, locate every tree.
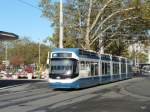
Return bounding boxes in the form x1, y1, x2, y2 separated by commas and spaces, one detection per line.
7, 37, 49, 65
10, 55, 24, 66
137, 52, 148, 63
39, 0, 150, 56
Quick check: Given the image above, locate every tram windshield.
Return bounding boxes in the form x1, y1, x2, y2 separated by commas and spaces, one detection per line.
49, 58, 79, 79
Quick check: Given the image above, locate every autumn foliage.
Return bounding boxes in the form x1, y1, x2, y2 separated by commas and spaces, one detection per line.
10, 55, 24, 65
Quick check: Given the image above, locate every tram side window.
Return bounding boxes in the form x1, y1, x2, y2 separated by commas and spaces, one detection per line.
102, 62, 110, 75
102, 62, 105, 75
80, 61, 90, 70
121, 63, 126, 73
128, 65, 132, 73
95, 63, 98, 75
91, 63, 94, 76
91, 62, 98, 76
86, 62, 90, 70
80, 61, 85, 70
105, 63, 107, 74
107, 63, 110, 74
80, 61, 98, 76
73, 62, 79, 74
113, 63, 119, 75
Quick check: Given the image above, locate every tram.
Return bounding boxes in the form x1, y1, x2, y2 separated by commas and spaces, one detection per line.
48, 48, 133, 89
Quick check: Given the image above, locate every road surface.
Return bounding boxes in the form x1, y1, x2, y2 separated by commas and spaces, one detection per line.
0, 76, 150, 112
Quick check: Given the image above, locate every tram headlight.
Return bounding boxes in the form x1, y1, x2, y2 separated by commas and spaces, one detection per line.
66, 70, 71, 75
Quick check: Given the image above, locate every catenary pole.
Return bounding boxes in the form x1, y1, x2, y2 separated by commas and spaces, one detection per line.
59, 0, 63, 48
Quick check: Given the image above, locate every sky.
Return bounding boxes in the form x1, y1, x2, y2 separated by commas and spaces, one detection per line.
0, 0, 54, 42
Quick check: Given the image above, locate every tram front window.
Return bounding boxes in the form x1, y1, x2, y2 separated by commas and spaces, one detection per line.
49, 59, 79, 79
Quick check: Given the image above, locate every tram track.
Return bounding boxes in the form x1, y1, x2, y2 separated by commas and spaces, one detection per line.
0, 89, 87, 111
0, 90, 67, 109
0, 86, 49, 97
0, 82, 49, 96
0, 88, 67, 101
0, 85, 69, 109
0, 88, 51, 101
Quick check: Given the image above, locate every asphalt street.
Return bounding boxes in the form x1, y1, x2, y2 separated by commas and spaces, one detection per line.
0, 76, 150, 112
0, 79, 45, 87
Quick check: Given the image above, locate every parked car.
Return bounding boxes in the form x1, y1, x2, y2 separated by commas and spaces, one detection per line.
141, 66, 150, 76
16, 71, 27, 79
0, 71, 12, 79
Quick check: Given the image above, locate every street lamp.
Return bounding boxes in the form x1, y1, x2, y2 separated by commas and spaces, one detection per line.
5, 42, 8, 67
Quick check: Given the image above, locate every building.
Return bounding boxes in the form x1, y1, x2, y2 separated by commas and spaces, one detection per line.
0, 31, 18, 40
0, 31, 19, 66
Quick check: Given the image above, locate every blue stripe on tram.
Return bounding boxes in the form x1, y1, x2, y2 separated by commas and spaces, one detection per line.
127, 73, 132, 78
112, 75, 120, 81
121, 74, 127, 79
101, 75, 111, 83
49, 73, 132, 89
78, 76, 100, 88
49, 82, 80, 89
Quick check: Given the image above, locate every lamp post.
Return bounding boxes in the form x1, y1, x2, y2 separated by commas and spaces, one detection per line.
5, 41, 9, 70
5, 42, 8, 63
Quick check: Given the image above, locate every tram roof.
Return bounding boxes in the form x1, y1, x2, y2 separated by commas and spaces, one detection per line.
52, 48, 80, 53
52, 48, 99, 59
52, 48, 130, 60
0, 31, 19, 41
52, 48, 97, 53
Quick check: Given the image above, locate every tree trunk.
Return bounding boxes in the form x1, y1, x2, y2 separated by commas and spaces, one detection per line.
85, 0, 92, 49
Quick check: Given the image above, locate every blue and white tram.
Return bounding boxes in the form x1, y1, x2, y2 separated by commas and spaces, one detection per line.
48, 48, 133, 89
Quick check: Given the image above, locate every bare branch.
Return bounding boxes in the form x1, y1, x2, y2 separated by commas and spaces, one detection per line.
85, 0, 93, 49
90, 24, 113, 46
90, 16, 139, 46
90, 7, 136, 41
80, 44, 86, 49
110, 16, 139, 38
90, 0, 113, 32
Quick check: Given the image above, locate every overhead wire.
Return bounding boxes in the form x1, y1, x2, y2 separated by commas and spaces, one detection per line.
17, 0, 41, 11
